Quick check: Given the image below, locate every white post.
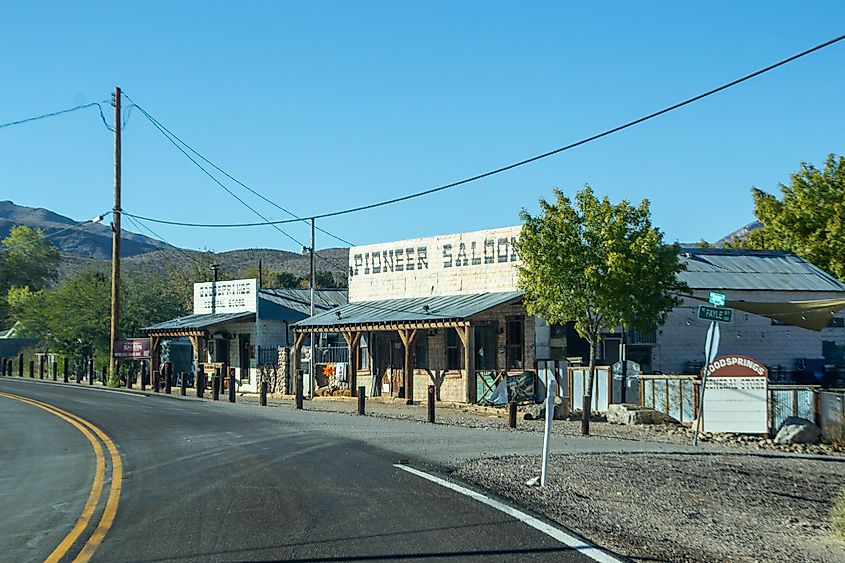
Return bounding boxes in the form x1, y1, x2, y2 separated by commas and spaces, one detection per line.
541, 364, 556, 487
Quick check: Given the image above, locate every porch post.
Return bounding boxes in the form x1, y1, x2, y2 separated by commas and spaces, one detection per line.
398, 328, 418, 404
342, 331, 362, 397
150, 335, 161, 378
293, 331, 306, 397
457, 324, 476, 404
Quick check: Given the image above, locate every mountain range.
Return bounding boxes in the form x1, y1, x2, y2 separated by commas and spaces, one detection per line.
0, 201, 349, 282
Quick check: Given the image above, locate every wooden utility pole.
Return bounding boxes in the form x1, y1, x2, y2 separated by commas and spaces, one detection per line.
108, 86, 122, 384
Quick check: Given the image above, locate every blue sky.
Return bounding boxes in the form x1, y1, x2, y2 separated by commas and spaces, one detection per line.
1, 1, 843, 253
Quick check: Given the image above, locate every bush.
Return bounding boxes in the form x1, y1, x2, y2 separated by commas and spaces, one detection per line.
834, 487, 845, 541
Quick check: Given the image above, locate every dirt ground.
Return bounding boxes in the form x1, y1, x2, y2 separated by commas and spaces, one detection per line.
455, 452, 845, 563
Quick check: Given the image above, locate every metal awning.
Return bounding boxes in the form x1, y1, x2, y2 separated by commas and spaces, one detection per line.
293, 291, 523, 332
143, 311, 256, 336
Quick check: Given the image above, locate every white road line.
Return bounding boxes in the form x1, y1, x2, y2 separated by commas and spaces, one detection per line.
394, 464, 626, 563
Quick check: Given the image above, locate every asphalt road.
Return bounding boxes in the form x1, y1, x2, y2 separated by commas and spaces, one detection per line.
0, 378, 623, 562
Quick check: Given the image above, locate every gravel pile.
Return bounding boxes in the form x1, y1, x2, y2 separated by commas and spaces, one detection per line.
454, 452, 845, 562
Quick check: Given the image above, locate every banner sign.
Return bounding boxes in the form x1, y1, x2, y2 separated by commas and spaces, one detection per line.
702, 355, 768, 434
113, 338, 151, 359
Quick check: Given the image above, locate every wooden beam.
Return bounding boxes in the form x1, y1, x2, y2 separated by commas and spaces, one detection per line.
342, 331, 362, 396
397, 329, 418, 404
150, 335, 160, 378
462, 324, 476, 404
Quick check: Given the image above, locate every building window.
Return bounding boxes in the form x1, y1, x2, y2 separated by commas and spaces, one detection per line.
446, 328, 464, 370
358, 333, 369, 371
414, 339, 428, 369
507, 317, 524, 370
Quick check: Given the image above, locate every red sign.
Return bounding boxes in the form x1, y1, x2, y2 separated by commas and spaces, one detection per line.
702, 355, 767, 378
113, 338, 151, 359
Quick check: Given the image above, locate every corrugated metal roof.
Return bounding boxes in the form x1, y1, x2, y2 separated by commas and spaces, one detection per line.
259, 288, 348, 316
678, 249, 845, 292
294, 291, 523, 328
144, 311, 255, 332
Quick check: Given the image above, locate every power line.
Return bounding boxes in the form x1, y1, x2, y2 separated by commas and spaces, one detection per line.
123, 94, 353, 246
0, 212, 112, 254
123, 32, 845, 227
0, 100, 113, 131
123, 213, 216, 270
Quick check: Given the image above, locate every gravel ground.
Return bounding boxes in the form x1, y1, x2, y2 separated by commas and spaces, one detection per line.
455, 453, 845, 563
248, 394, 845, 562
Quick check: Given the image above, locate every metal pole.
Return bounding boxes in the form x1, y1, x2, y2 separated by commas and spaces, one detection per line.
18, 354, 23, 377
88, 357, 94, 385
63, 357, 69, 383
197, 364, 205, 398
228, 369, 235, 403
165, 363, 172, 394
109, 86, 122, 385
140, 361, 146, 391
153, 365, 160, 393
39, 355, 45, 379
180, 372, 187, 396
51, 361, 57, 381
541, 375, 556, 487
309, 217, 315, 399
620, 328, 628, 404
260, 380, 267, 406
212, 369, 220, 401
29, 360, 34, 378
508, 401, 517, 429
427, 385, 436, 423
358, 385, 365, 415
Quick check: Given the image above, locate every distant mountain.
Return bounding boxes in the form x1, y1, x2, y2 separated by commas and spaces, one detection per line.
715, 221, 763, 247
0, 200, 172, 258
0, 201, 349, 284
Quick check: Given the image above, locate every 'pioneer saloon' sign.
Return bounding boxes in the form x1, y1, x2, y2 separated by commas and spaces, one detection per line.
348, 226, 521, 300
702, 355, 768, 434
113, 338, 151, 359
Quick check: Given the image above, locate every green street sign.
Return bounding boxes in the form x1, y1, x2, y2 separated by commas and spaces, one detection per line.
699, 305, 732, 322
709, 292, 726, 306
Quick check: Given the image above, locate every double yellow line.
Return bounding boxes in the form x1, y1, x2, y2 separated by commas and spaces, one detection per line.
0, 392, 122, 562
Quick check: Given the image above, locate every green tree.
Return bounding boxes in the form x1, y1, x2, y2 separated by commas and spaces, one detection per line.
0, 226, 61, 325
239, 265, 302, 288
515, 186, 687, 435
299, 270, 342, 289
745, 154, 845, 279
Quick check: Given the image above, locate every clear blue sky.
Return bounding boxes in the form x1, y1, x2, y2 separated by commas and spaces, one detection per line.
1, 1, 843, 253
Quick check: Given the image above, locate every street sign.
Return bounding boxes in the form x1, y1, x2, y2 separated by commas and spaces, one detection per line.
704, 321, 720, 365
699, 305, 732, 322
709, 292, 726, 306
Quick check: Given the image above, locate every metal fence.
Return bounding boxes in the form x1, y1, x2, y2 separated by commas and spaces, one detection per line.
640, 375, 698, 425
315, 345, 349, 364
257, 346, 278, 367
769, 385, 818, 431
820, 390, 845, 445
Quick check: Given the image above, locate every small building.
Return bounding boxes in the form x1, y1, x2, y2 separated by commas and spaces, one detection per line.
144, 279, 347, 392
292, 226, 845, 404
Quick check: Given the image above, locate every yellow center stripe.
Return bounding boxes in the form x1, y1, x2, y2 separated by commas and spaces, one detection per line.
0, 392, 122, 562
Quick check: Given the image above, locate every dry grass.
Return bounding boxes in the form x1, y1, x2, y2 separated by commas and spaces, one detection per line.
834, 487, 845, 541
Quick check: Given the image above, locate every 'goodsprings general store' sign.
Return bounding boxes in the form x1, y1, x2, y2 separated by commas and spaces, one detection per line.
347, 226, 522, 300
702, 355, 767, 377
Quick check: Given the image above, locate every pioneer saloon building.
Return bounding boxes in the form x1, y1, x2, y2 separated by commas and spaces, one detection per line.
144, 279, 347, 392
293, 226, 845, 404
293, 226, 549, 403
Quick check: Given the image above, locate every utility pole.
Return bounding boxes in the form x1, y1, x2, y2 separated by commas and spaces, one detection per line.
108, 86, 122, 384
309, 218, 315, 398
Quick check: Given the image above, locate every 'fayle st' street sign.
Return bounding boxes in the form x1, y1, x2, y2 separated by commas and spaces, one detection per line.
699, 305, 733, 322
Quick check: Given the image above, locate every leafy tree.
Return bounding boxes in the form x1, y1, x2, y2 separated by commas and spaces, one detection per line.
299, 270, 343, 289
0, 226, 61, 325
516, 186, 687, 434
240, 265, 302, 288
742, 154, 845, 279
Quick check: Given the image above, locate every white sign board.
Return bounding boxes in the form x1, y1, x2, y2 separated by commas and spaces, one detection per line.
702, 355, 768, 434
348, 226, 521, 301
193, 278, 258, 314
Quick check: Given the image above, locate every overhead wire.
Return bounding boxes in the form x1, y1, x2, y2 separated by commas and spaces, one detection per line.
121, 32, 845, 227
122, 94, 353, 246
0, 212, 112, 255
123, 213, 216, 270
0, 100, 113, 130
